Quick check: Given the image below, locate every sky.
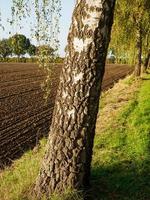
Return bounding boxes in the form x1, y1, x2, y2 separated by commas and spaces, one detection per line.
0, 0, 75, 56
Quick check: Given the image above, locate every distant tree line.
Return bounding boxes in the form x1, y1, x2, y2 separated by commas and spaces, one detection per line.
109, 0, 150, 75
0, 34, 64, 63
0, 34, 35, 59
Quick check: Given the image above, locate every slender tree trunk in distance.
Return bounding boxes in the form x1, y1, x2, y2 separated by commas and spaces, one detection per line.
143, 49, 150, 72
134, 26, 142, 76
34, 0, 116, 198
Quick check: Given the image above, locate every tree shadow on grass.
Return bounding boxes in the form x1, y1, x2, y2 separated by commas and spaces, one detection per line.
145, 71, 150, 74
87, 159, 150, 200
141, 77, 150, 80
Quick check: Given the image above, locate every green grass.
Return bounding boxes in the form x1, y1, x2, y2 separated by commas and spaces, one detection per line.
0, 139, 47, 200
90, 74, 150, 200
0, 74, 150, 200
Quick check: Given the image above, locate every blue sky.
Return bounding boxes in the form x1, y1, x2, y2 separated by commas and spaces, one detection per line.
0, 0, 75, 56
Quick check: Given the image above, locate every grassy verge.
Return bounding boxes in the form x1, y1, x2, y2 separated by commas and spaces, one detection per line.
0, 139, 47, 200
0, 74, 150, 200
91, 73, 150, 200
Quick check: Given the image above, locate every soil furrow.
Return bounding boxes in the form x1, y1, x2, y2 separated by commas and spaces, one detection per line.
0, 63, 133, 168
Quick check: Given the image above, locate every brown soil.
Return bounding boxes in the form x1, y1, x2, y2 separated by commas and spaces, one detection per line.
0, 63, 133, 168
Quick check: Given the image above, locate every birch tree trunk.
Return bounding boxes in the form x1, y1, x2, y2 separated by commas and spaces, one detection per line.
143, 49, 150, 72
34, 0, 116, 198
134, 26, 142, 76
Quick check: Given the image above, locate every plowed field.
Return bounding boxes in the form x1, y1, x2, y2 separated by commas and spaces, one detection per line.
0, 63, 133, 168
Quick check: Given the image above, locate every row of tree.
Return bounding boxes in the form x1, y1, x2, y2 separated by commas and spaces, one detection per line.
109, 0, 150, 76
0, 34, 37, 59
0, 34, 64, 64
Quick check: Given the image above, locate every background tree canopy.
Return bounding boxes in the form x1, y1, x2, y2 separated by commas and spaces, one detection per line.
0, 34, 37, 59
9, 34, 30, 58
0, 39, 12, 59
109, 0, 150, 65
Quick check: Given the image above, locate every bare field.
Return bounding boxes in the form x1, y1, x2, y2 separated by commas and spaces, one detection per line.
0, 63, 133, 167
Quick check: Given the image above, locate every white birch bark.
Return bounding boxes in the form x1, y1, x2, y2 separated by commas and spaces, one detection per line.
35, 0, 116, 198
